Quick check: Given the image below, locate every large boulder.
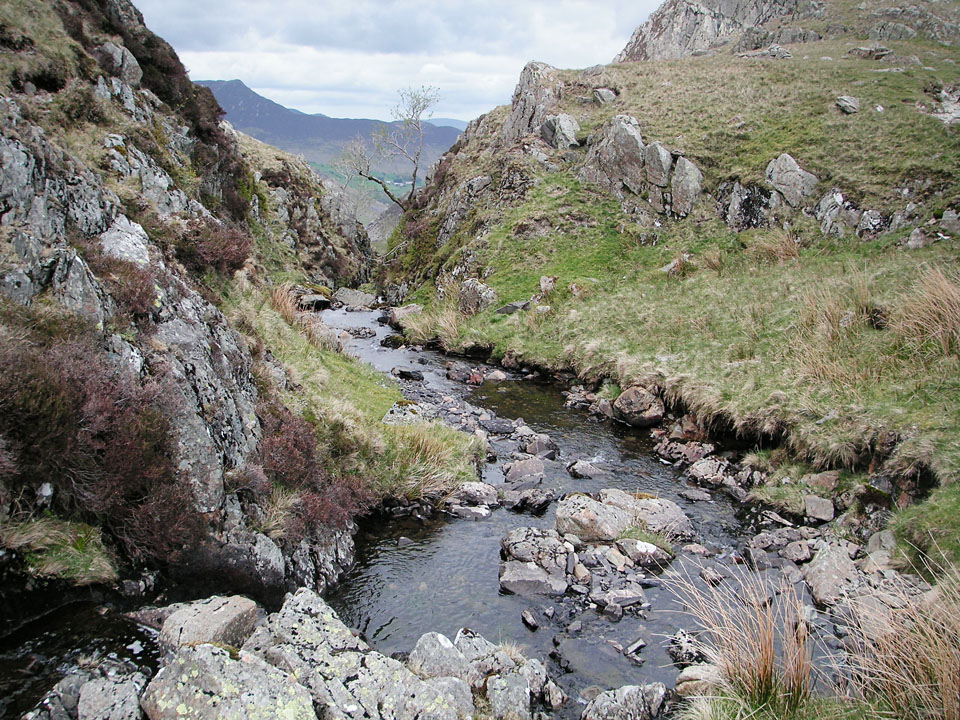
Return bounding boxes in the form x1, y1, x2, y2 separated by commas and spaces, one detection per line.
644, 143, 673, 187
671, 157, 703, 217
458, 279, 497, 315
333, 287, 376, 308
598, 489, 695, 540
579, 115, 647, 198
555, 494, 635, 542
612, 386, 665, 427
501, 527, 569, 574
140, 644, 317, 720
765, 153, 818, 207
541, 114, 581, 149
158, 595, 258, 651
581, 683, 667, 720
501, 62, 561, 146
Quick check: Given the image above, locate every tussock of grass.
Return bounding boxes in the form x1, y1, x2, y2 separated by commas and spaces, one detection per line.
845, 563, 960, 720
669, 570, 815, 714
895, 266, 960, 358
619, 526, 675, 555
0, 517, 117, 585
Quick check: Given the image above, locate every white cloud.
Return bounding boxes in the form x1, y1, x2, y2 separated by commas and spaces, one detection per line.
135, 0, 660, 120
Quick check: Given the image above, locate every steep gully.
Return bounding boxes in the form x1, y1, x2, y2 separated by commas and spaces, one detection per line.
2, 307, 811, 718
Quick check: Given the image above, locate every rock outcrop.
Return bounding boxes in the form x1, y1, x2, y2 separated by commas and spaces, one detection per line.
615, 0, 801, 62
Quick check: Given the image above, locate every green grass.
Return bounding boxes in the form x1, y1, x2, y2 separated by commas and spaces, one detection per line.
0, 516, 117, 585
387, 29, 960, 563
618, 526, 675, 555
679, 693, 877, 720
224, 285, 480, 501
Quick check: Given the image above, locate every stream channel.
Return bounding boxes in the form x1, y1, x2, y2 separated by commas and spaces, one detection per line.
0, 308, 765, 718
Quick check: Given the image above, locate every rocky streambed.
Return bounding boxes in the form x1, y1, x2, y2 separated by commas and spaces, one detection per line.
5, 307, 932, 720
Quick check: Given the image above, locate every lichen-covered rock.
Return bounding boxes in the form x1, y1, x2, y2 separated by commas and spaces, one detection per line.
555, 494, 635, 542
541, 114, 581, 149
644, 143, 673, 187
581, 683, 667, 720
501, 62, 561, 146
458, 278, 497, 315
408, 633, 479, 685
486, 673, 531, 720
501, 527, 569, 574
499, 561, 569, 595
765, 153, 818, 207
671, 156, 703, 216
158, 595, 258, 651
140, 644, 317, 720
578, 115, 646, 198
803, 538, 859, 606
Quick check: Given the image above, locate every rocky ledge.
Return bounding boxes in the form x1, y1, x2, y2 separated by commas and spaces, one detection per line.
25, 589, 670, 720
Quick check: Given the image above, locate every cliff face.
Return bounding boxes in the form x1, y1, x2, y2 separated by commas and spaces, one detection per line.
614, 0, 960, 62
0, 0, 369, 595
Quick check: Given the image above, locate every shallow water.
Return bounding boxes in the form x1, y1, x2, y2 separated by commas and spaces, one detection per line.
323, 310, 755, 702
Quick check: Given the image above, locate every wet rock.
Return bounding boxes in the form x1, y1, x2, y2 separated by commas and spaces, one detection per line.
524, 433, 558, 458
448, 481, 498, 507
581, 683, 667, 720
804, 539, 859, 606
459, 278, 497, 315
505, 457, 546, 484
481, 417, 516, 435
616, 538, 674, 568
521, 609, 539, 630
765, 153, 818, 207
449, 505, 492, 520
499, 561, 568, 595
502, 488, 555, 513
612, 386, 665, 428
567, 460, 606, 478
141, 644, 316, 720
158, 595, 258, 651
667, 629, 706, 667
393, 367, 425, 381
555, 494, 635, 542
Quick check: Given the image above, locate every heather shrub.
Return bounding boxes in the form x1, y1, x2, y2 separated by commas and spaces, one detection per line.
0, 302, 200, 563
177, 218, 252, 276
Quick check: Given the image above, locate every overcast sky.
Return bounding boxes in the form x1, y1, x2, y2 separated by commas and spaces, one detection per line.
134, 1, 659, 122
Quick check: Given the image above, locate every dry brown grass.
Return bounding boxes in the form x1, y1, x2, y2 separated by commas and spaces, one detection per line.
750, 231, 801, 264
254, 485, 300, 540
668, 569, 815, 713
702, 249, 725, 276
895, 266, 960, 358
270, 283, 299, 325
846, 564, 960, 720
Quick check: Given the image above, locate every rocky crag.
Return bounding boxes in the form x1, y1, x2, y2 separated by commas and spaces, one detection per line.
0, 0, 380, 606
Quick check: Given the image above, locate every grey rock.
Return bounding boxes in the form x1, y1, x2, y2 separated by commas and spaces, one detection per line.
333, 287, 376, 308
804, 494, 835, 523
699, 567, 725, 586
567, 460, 606, 479
581, 683, 667, 720
501, 62, 561, 146
449, 504, 491, 520
99, 215, 151, 267
600, 489, 696, 540
941, 209, 960, 234
836, 95, 861, 114
501, 527, 568, 573
857, 209, 885, 236
487, 673, 531, 720
765, 153, 818, 207
425, 677, 475, 719
578, 115, 646, 198
409, 632, 478, 685
501, 488, 555, 513
616, 538, 674, 568
782, 540, 812, 563
671, 156, 703, 216
94, 42, 143, 87
612, 386, 664, 427
454, 628, 519, 685
803, 539, 859, 606
555, 494, 635, 542
383, 400, 439, 425
77, 673, 146, 720
687, 456, 732, 487
448, 481, 498, 507
496, 300, 531, 315
388, 304, 423, 328
158, 595, 258, 651
722, 181, 778, 230
499, 561, 568, 595
644, 142, 673, 187
594, 88, 617, 104
458, 278, 497, 315
505, 457, 545, 484
541, 114, 581, 149
140, 644, 317, 720
675, 663, 721, 697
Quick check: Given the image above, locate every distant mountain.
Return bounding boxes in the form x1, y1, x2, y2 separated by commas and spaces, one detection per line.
198, 80, 460, 175
428, 117, 469, 131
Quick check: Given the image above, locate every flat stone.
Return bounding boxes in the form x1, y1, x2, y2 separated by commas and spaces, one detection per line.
499, 561, 568, 596
158, 595, 258, 651
505, 457, 546, 483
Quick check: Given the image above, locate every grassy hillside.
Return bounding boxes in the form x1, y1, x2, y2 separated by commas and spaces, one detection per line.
386, 26, 960, 562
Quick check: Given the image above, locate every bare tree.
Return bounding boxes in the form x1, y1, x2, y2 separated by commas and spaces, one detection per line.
344, 85, 440, 211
